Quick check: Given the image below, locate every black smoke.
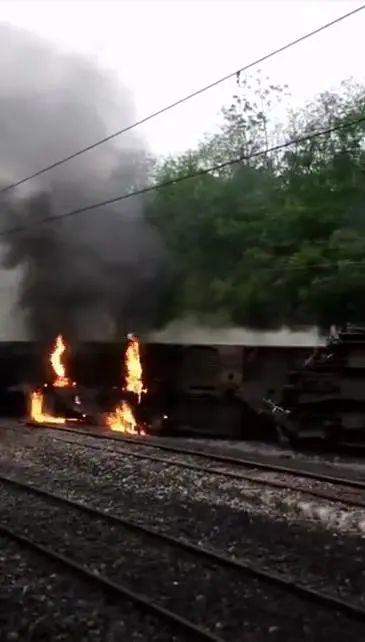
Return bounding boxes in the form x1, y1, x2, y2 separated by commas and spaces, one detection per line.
0, 24, 164, 341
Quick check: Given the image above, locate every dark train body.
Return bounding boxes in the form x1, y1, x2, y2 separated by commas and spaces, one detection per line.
264, 325, 365, 445
0, 340, 312, 438
3, 330, 365, 443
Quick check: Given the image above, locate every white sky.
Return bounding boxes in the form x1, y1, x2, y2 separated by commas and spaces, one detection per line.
0, 0, 364, 156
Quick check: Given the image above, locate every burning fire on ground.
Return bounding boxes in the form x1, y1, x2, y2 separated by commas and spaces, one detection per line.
30, 334, 74, 425
106, 334, 146, 435
106, 400, 137, 433
30, 389, 66, 425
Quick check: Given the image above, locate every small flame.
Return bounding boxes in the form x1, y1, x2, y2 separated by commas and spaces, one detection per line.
30, 390, 65, 425
50, 335, 71, 388
106, 401, 138, 434
124, 335, 146, 403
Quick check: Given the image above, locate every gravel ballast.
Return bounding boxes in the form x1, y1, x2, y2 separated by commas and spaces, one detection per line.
0, 535, 186, 642
1, 423, 365, 640
1, 479, 365, 641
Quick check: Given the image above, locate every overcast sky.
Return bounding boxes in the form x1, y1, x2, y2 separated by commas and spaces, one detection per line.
1, 0, 364, 157
0, 0, 364, 340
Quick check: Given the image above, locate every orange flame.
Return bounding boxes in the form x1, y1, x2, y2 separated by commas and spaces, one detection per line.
106, 400, 138, 434
30, 390, 65, 425
51, 335, 71, 388
105, 335, 147, 434
124, 335, 146, 403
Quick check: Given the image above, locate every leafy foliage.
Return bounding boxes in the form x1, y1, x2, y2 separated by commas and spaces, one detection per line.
147, 76, 365, 329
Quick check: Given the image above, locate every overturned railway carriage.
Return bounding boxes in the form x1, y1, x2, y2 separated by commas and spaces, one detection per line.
0, 340, 312, 438
266, 326, 365, 444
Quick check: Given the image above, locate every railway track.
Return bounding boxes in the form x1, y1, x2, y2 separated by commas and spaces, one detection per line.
26, 421, 365, 485
8, 420, 365, 510
0, 524, 219, 642
1, 471, 365, 640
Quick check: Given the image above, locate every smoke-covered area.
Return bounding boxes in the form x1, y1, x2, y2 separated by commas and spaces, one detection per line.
0, 24, 164, 341
147, 318, 325, 346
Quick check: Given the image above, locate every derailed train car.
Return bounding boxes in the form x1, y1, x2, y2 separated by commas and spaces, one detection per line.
0, 339, 311, 439
263, 325, 365, 445
147, 343, 308, 438
3, 330, 364, 443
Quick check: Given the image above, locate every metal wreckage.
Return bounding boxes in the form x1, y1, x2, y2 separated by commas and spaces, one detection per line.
264, 324, 365, 445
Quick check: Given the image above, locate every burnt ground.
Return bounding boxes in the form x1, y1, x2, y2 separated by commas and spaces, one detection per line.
0, 422, 365, 640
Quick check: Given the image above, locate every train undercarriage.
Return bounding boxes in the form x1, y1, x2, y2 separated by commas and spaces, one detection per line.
264, 325, 365, 445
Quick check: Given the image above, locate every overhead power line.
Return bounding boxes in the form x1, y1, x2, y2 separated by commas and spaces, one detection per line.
1, 115, 365, 238
259, 258, 365, 274
0, 4, 364, 196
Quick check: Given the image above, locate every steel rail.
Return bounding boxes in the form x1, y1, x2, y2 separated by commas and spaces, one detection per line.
0, 425, 365, 508
1, 472, 365, 622
20, 420, 365, 491
46, 433, 365, 510
3, 420, 365, 507
0, 525, 222, 642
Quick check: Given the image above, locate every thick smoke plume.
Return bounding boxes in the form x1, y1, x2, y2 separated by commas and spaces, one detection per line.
0, 24, 164, 341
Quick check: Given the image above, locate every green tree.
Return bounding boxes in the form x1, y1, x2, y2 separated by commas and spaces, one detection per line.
148, 76, 365, 329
